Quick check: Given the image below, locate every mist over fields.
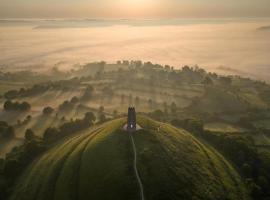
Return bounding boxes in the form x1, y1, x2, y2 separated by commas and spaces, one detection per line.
0, 18, 270, 81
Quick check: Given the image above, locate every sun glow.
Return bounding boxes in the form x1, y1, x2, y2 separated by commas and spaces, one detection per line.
111, 0, 164, 18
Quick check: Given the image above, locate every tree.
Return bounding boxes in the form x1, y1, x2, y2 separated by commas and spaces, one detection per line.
20, 102, 31, 111
43, 106, 54, 115
3, 100, 31, 112
219, 76, 232, 87
59, 101, 73, 111
202, 76, 213, 86
99, 106, 104, 113
84, 112, 96, 125
3, 100, 13, 111
25, 115, 32, 122
70, 96, 79, 104
43, 127, 59, 141
25, 129, 35, 141
99, 113, 106, 123
82, 85, 94, 100
4, 90, 18, 99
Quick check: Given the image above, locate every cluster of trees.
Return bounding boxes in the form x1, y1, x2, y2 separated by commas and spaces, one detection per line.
0, 129, 45, 199
4, 78, 82, 99
0, 121, 14, 139
81, 85, 94, 101
58, 96, 79, 111
112, 60, 235, 90
42, 106, 54, 115
4, 84, 51, 99
202, 131, 270, 199
3, 100, 31, 112
43, 112, 96, 142
97, 106, 106, 123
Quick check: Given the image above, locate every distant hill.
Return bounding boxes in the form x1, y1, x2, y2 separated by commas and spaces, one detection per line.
10, 116, 249, 200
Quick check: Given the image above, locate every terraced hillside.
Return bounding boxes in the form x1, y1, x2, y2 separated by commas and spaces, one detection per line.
10, 117, 249, 200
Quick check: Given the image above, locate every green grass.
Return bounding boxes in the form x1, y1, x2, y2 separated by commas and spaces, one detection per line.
136, 116, 249, 200
10, 116, 249, 200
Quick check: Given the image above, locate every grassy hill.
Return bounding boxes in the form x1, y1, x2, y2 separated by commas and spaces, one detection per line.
10, 116, 249, 200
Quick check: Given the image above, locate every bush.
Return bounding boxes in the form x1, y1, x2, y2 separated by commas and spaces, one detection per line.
99, 114, 106, 123
43, 127, 59, 141
25, 129, 35, 141
70, 96, 79, 104
58, 101, 73, 111
84, 112, 96, 125
43, 112, 96, 142
42, 106, 54, 115
81, 85, 94, 100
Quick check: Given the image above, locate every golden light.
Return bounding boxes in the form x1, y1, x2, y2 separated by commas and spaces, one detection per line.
113, 0, 162, 18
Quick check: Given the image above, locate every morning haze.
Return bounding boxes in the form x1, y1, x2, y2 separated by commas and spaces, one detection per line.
1, 1, 270, 200
1, 0, 270, 18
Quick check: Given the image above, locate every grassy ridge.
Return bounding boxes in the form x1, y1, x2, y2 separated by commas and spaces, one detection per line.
10, 116, 249, 200
135, 116, 249, 200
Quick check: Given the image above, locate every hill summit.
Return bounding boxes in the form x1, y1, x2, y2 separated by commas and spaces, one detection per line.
11, 116, 249, 200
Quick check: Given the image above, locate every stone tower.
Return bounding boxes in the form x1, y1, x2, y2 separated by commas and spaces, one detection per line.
127, 107, 136, 132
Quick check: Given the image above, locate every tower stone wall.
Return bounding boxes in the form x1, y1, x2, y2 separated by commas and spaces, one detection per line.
127, 107, 136, 132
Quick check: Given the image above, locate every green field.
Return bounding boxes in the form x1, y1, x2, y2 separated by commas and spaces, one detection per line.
10, 116, 249, 200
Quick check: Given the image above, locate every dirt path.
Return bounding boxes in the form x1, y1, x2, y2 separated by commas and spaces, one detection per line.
129, 132, 145, 200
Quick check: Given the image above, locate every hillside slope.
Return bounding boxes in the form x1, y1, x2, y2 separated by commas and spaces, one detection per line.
10, 116, 249, 200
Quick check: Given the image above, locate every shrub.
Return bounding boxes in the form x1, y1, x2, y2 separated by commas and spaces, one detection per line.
99, 113, 106, 123
84, 112, 96, 125
43, 106, 54, 115
43, 127, 59, 141
58, 101, 73, 111
70, 96, 79, 104
25, 129, 35, 141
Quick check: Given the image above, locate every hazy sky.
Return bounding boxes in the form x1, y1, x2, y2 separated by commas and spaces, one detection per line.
1, 0, 270, 19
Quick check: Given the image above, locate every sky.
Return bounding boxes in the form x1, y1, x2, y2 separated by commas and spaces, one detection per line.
1, 0, 270, 19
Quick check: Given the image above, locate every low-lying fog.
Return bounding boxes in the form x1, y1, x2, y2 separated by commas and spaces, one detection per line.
0, 19, 270, 81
